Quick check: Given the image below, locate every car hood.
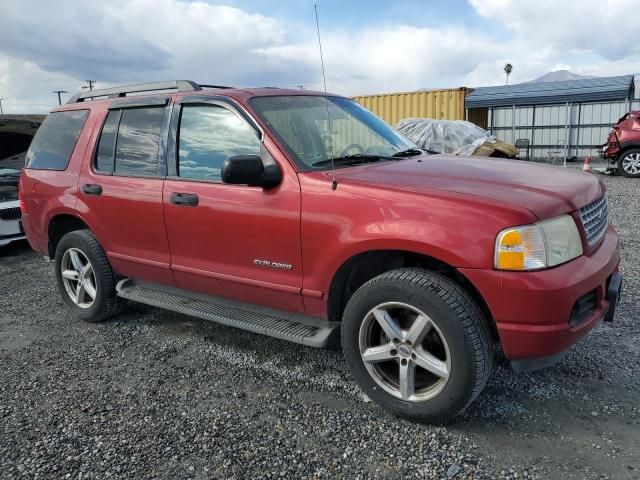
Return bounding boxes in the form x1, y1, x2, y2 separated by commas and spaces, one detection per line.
331, 155, 604, 220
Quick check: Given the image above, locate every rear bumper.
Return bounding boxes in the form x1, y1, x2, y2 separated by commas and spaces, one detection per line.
460, 226, 621, 368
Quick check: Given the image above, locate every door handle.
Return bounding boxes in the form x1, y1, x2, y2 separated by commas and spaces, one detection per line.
82, 184, 102, 195
170, 192, 199, 207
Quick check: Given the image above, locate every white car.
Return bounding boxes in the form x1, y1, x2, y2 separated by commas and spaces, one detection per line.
0, 165, 25, 247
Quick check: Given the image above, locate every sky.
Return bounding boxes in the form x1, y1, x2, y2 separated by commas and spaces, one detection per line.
0, 0, 638, 113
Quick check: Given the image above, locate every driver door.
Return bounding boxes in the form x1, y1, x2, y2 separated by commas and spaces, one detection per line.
162, 97, 305, 313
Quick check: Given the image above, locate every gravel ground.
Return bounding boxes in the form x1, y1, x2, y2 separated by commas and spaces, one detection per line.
1, 173, 639, 480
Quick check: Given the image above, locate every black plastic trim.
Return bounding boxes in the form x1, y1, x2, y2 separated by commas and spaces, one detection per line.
604, 272, 622, 322
510, 349, 569, 372
108, 96, 170, 109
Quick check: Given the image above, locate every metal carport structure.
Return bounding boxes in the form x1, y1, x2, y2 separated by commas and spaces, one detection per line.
465, 75, 636, 163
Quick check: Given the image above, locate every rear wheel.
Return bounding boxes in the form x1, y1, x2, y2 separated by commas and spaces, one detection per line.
54, 230, 123, 322
341, 268, 492, 423
617, 148, 640, 177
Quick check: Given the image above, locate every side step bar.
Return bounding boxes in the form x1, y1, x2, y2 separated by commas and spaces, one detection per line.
116, 280, 338, 348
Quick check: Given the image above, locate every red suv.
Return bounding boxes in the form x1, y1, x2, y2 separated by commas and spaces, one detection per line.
602, 110, 640, 177
20, 80, 622, 422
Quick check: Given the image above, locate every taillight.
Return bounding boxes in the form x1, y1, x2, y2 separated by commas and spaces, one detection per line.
19, 187, 27, 214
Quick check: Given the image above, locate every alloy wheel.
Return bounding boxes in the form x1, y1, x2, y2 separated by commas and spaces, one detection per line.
622, 152, 640, 175
60, 248, 97, 309
358, 302, 451, 401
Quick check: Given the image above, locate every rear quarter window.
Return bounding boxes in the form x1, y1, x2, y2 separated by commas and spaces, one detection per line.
25, 110, 89, 170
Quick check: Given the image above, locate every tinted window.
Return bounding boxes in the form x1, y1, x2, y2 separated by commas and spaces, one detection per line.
178, 105, 260, 181
26, 110, 89, 170
95, 110, 120, 172
115, 107, 164, 175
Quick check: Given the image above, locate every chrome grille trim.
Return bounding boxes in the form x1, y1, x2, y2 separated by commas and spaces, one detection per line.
579, 195, 608, 246
0, 207, 21, 222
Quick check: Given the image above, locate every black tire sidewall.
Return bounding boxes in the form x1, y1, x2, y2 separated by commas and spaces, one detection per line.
342, 275, 480, 422
54, 231, 116, 322
617, 149, 640, 178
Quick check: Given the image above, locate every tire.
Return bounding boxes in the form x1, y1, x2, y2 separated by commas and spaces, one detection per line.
617, 148, 640, 178
341, 268, 492, 423
54, 230, 123, 322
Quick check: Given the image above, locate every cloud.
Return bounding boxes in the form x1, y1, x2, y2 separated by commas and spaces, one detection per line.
0, 0, 639, 113
0, 0, 168, 81
265, 25, 502, 94
469, 0, 640, 61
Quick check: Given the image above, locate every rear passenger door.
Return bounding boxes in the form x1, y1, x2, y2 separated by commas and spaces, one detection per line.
77, 99, 175, 286
163, 97, 304, 313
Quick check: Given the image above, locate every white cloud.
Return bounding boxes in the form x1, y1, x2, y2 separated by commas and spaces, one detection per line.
265, 25, 502, 95
0, 0, 639, 113
0, 55, 85, 113
470, 0, 640, 61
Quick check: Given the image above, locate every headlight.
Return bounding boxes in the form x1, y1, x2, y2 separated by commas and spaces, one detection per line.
495, 215, 583, 271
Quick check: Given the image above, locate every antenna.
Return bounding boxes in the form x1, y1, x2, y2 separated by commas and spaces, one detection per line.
314, 2, 337, 190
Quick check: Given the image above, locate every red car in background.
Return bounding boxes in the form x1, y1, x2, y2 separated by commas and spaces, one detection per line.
602, 110, 640, 177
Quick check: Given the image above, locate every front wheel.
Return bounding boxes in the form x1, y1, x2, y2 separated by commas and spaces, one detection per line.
54, 230, 123, 322
341, 268, 493, 423
617, 149, 640, 177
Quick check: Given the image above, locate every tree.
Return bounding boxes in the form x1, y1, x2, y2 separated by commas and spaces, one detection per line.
504, 63, 513, 85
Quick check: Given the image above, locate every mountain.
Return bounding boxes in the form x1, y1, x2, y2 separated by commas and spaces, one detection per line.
528, 70, 598, 83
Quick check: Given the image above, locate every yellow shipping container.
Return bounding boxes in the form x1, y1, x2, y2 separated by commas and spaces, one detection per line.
353, 88, 469, 127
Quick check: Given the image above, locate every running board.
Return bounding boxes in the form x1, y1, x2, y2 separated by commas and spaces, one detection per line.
116, 280, 337, 348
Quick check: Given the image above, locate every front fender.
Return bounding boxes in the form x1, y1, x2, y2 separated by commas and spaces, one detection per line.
299, 173, 536, 316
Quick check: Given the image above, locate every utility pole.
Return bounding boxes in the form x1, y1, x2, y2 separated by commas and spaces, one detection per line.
53, 90, 68, 105
82, 80, 96, 91
0, 97, 3, 115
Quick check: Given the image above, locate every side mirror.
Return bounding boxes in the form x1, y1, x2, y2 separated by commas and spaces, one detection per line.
221, 154, 281, 189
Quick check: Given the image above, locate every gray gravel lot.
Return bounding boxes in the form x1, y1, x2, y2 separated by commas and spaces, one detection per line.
1, 173, 639, 480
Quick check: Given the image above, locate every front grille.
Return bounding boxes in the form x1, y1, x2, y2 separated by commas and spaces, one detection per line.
579, 195, 608, 246
0, 207, 21, 222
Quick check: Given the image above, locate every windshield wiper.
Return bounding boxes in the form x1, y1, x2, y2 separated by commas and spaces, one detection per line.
392, 148, 426, 158
311, 154, 395, 168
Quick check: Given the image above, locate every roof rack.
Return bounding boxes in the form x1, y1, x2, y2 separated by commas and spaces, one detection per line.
66, 80, 232, 104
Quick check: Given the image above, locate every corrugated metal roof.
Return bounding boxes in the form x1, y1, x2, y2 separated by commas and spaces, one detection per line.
465, 75, 634, 108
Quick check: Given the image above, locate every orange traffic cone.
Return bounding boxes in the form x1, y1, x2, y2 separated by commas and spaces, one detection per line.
582, 157, 592, 173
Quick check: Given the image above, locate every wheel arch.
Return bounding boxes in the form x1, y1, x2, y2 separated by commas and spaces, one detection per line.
47, 213, 91, 259
326, 249, 499, 342
617, 142, 640, 156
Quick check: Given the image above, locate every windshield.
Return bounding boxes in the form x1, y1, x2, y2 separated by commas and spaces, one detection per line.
250, 95, 417, 169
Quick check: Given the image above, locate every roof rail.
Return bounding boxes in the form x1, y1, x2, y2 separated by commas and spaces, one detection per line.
67, 80, 203, 104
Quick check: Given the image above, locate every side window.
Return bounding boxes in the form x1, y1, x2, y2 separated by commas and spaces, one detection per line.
94, 107, 165, 176
178, 105, 260, 181
115, 107, 165, 176
95, 110, 120, 173
26, 110, 89, 170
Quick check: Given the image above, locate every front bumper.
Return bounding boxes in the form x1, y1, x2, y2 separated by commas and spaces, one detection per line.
0, 200, 25, 247
460, 226, 621, 370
